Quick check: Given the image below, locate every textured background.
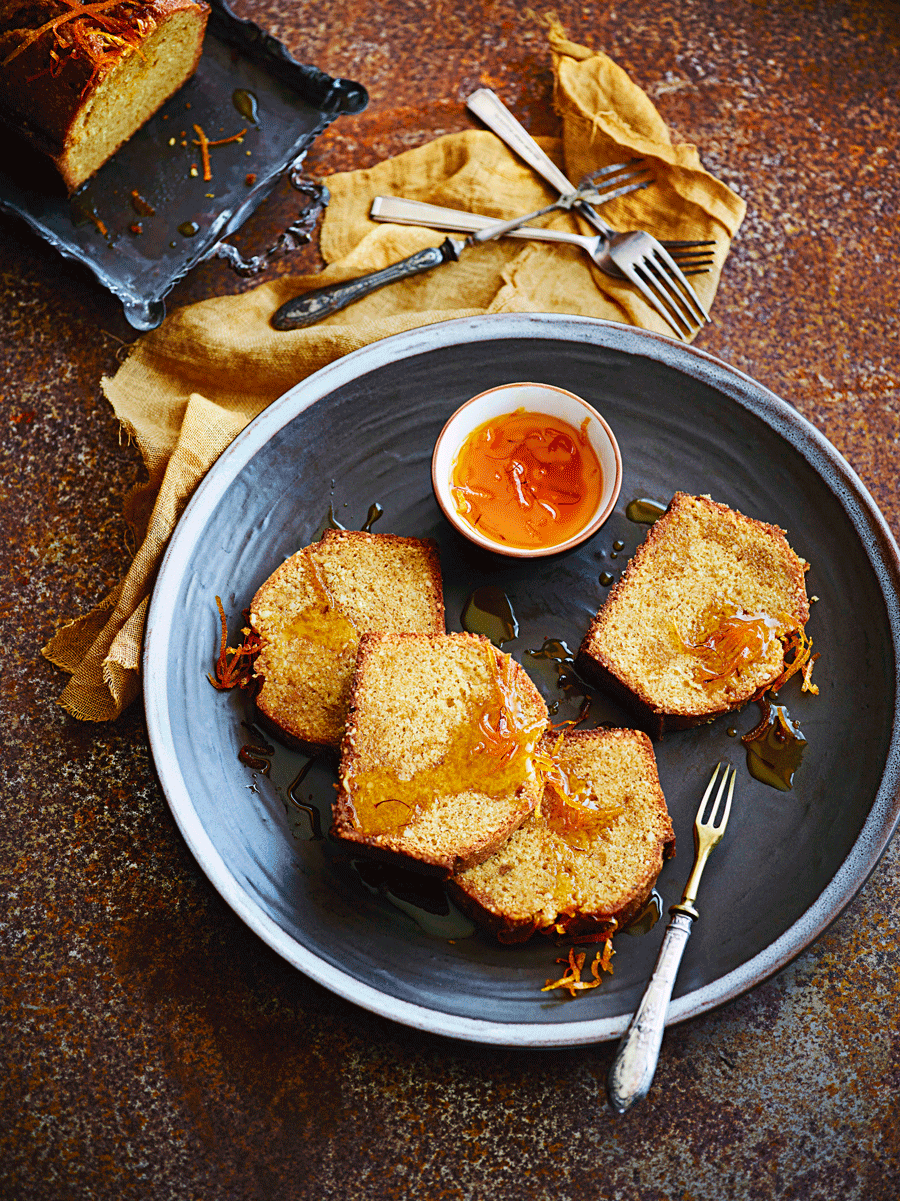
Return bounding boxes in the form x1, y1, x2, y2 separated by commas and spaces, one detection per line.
1, 0, 898, 1198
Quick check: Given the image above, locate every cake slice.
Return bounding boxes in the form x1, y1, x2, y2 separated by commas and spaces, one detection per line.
250, 531, 445, 754
576, 493, 811, 738
449, 727, 675, 944
0, 0, 210, 191
332, 632, 549, 877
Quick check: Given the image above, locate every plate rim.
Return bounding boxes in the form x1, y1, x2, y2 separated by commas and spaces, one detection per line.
143, 313, 900, 1046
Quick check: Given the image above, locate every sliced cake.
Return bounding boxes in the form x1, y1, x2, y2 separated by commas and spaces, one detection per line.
449, 727, 675, 944
0, 0, 210, 191
332, 632, 549, 876
576, 493, 811, 738
250, 531, 445, 753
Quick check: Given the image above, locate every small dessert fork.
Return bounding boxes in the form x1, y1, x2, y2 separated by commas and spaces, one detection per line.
606, 763, 737, 1114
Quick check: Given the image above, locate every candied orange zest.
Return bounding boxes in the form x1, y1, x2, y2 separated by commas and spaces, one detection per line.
2, 0, 142, 68
678, 604, 782, 687
192, 124, 247, 181
541, 941, 614, 996
208, 596, 261, 691
768, 627, 817, 695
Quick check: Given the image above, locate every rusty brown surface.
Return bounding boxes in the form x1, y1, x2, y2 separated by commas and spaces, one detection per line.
1, 0, 899, 1198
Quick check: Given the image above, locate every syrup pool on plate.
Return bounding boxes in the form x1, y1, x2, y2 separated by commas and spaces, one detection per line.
448, 407, 604, 551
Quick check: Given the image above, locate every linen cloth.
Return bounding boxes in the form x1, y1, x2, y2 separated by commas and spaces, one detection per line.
43, 20, 746, 720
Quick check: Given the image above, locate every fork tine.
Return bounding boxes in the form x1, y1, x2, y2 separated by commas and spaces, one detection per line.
667, 250, 715, 263
649, 241, 710, 325
611, 257, 688, 340
639, 256, 697, 335
718, 767, 736, 831
583, 157, 646, 180
660, 239, 716, 249
697, 763, 723, 822
706, 765, 731, 826
589, 176, 652, 204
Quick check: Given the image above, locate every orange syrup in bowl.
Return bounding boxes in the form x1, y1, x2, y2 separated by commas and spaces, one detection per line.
449, 408, 604, 551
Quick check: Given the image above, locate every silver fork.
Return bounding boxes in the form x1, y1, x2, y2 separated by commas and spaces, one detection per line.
606, 763, 737, 1114
467, 88, 711, 339
271, 166, 651, 330
369, 196, 714, 276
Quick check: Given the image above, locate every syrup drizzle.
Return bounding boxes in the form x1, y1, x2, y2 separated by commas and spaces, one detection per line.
287, 760, 323, 840
623, 889, 663, 936
346, 644, 545, 836
524, 638, 590, 716
232, 88, 260, 125
625, 497, 667, 524
742, 696, 807, 791
678, 602, 782, 688
361, 502, 384, 532
461, 586, 519, 647
283, 550, 357, 651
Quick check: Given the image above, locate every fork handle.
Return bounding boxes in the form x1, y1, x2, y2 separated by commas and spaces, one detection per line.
271, 239, 460, 330
606, 911, 695, 1115
466, 88, 616, 240
370, 196, 587, 245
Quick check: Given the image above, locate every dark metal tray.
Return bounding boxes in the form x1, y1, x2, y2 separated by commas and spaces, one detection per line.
0, 0, 367, 329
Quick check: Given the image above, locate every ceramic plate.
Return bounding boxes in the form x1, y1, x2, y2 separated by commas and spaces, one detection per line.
144, 314, 900, 1046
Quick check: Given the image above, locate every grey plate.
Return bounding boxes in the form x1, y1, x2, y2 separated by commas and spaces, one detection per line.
143, 314, 900, 1047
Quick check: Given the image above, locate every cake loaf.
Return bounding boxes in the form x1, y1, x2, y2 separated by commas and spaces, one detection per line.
449, 727, 675, 944
332, 632, 549, 877
576, 492, 811, 738
250, 531, 445, 755
0, 0, 210, 191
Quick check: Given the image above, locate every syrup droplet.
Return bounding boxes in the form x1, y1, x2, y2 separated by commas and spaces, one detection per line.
727, 726, 738, 737
742, 698, 807, 791
612, 539, 625, 551
626, 498, 667, 524
624, 889, 663, 936
287, 760, 323, 840
178, 220, 200, 237
326, 503, 347, 531
525, 638, 591, 717
599, 571, 614, 586
461, 586, 519, 647
361, 502, 384, 532
232, 88, 260, 125
354, 862, 476, 939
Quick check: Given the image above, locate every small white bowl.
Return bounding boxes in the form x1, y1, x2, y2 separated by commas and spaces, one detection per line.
432, 381, 623, 559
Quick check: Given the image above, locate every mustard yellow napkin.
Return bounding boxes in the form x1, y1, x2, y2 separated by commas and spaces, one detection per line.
43, 20, 746, 720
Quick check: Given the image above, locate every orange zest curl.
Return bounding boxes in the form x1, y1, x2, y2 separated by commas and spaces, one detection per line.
192, 124, 248, 181
679, 603, 781, 687
2, 0, 148, 71
541, 941, 615, 997
766, 627, 819, 696
208, 596, 261, 691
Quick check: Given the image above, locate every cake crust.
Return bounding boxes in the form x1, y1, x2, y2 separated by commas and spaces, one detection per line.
0, 0, 210, 189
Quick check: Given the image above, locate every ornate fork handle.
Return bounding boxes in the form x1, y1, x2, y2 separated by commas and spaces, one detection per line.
271, 240, 461, 330
606, 911, 695, 1114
